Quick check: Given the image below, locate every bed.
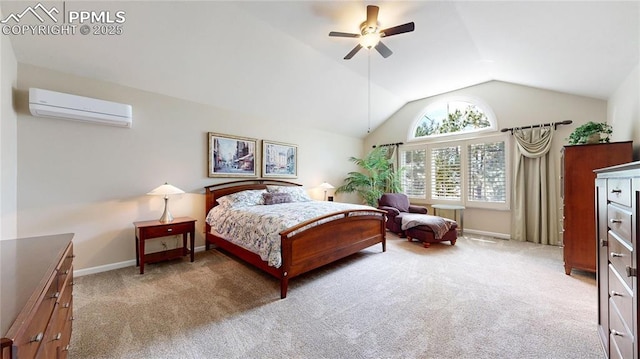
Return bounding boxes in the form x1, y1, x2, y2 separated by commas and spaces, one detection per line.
204, 179, 387, 299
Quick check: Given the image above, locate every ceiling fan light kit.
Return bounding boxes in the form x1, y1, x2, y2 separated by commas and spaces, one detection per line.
329, 5, 415, 60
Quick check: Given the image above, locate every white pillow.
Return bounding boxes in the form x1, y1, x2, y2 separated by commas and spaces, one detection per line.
216, 189, 266, 208
266, 185, 312, 202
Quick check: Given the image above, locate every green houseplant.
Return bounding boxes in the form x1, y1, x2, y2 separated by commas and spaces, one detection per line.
567, 121, 613, 145
335, 147, 402, 207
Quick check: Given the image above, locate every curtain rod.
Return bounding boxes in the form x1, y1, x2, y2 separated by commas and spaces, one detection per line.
501, 120, 573, 134
372, 142, 403, 148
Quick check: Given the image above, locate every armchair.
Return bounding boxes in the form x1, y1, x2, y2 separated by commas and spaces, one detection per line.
377, 193, 428, 235
377, 193, 458, 248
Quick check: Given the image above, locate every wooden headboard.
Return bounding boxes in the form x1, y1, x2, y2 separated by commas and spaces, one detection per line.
204, 179, 302, 217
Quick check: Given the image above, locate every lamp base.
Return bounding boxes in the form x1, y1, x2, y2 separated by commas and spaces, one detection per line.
158, 197, 174, 223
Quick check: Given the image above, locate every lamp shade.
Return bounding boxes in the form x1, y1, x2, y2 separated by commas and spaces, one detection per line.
147, 182, 184, 223
147, 183, 185, 196
318, 182, 335, 190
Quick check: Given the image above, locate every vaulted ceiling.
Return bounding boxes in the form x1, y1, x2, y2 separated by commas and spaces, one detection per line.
3, 1, 638, 138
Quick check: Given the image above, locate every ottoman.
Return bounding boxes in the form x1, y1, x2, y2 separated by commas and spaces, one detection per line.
405, 222, 458, 248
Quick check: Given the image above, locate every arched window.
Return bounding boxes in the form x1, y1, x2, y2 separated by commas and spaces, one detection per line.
409, 97, 497, 140
401, 97, 508, 210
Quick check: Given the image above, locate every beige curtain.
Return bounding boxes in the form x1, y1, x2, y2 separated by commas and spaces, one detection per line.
512, 126, 559, 245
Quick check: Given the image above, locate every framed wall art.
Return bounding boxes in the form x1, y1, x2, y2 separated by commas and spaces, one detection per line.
262, 140, 297, 178
208, 132, 258, 177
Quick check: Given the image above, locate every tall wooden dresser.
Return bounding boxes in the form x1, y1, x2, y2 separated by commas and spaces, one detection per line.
1, 233, 74, 359
562, 141, 632, 275
596, 162, 639, 359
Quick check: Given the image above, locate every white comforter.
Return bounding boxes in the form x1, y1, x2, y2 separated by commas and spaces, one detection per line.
206, 201, 378, 268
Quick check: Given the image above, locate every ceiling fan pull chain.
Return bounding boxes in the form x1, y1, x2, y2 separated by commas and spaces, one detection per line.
368, 50, 371, 134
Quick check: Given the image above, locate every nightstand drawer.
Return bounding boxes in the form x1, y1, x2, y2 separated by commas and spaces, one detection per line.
142, 222, 193, 238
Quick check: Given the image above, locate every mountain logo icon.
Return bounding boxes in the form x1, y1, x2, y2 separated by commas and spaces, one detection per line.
1, 3, 59, 24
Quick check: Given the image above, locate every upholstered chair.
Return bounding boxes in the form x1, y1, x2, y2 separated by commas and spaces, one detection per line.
377, 193, 428, 236
377, 193, 458, 248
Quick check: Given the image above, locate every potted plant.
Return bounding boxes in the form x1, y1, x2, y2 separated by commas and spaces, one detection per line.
567, 121, 613, 145
335, 147, 402, 207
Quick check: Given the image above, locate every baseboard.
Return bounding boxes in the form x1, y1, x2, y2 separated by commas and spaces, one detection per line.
463, 228, 511, 240
74, 245, 208, 277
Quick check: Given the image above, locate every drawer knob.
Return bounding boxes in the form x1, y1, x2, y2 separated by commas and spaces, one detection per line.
609, 219, 622, 224
611, 290, 622, 297
30, 333, 43, 343
54, 333, 62, 341
611, 189, 622, 194
51, 291, 60, 299
167, 228, 173, 232
611, 252, 624, 258
612, 329, 624, 337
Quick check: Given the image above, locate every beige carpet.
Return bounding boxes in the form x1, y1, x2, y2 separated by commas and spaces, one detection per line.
70, 234, 601, 359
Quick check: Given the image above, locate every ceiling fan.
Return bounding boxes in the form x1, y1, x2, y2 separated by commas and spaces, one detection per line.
329, 5, 415, 60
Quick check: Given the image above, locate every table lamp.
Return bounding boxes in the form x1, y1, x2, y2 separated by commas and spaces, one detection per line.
147, 182, 185, 223
318, 182, 335, 201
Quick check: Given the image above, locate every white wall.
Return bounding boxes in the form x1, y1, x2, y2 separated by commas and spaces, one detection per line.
15, 64, 364, 272
1, 24, 17, 240
608, 63, 640, 158
364, 80, 608, 238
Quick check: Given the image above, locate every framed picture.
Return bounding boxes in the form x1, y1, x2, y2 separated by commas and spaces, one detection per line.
262, 140, 298, 178
208, 133, 258, 177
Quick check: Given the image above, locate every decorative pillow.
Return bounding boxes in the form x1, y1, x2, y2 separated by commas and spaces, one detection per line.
216, 189, 266, 208
266, 185, 312, 202
262, 192, 293, 205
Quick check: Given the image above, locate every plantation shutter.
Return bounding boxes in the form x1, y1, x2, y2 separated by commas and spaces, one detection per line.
400, 148, 426, 197
467, 141, 506, 203
430, 146, 461, 200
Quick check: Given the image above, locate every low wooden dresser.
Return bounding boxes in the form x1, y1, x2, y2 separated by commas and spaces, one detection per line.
596, 162, 639, 359
1, 233, 74, 359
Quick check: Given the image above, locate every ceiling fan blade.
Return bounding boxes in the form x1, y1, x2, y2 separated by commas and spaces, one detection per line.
329, 31, 359, 38
381, 22, 415, 37
344, 44, 363, 60
374, 41, 393, 58
366, 5, 379, 28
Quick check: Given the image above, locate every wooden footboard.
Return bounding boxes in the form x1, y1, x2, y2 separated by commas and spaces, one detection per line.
204, 180, 386, 299
279, 210, 386, 298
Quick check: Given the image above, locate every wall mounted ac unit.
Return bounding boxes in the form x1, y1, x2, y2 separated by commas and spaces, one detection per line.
29, 88, 133, 128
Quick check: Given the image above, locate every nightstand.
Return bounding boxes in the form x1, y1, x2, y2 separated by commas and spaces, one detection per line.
133, 217, 196, 274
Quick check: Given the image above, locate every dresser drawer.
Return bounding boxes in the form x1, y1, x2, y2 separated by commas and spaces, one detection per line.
608, 178, 632, 207
141, 222, 193, 238
608, 204, 633, 245
12, 283, 58, 358
56, 243, 74, 291
609, 232, 634, 290
609, 265, 633, 336
610, 302, 634, 359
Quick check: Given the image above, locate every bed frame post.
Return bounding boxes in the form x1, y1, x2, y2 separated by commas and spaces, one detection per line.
280, 275, 289, 299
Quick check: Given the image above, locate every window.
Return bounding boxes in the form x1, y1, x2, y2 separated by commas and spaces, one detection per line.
400, 136, 509, 209
467, 141, 506, 204
400, 148, 426, 197
431, 145, 461, 200
409, 97, 496, 140
400, 96, 507, 209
